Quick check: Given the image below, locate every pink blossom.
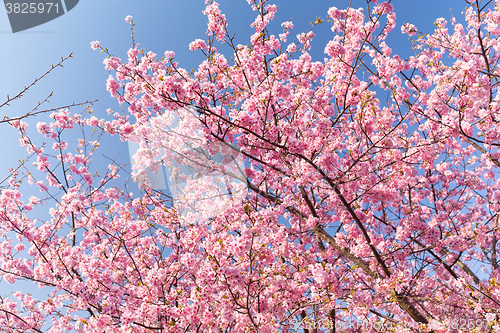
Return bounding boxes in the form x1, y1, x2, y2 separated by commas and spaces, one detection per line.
327, 6, 341, 19
401, 23, 417, 36
281, 20, 293, 30
189, 39, 208, 51
324, 40, 346, 57
106, 75, 120, 98
374, 1, 394, 15
203, 1, 226, 42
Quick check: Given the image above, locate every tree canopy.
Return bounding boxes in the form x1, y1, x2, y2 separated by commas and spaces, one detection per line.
1, 0, 500, 332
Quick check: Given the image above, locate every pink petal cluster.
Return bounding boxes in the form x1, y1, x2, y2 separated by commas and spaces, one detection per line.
202, 1, 226, 42
89, 40, 100, 50
189, 38, 208, 51
2, 1, 500, 332
324, 40, 346, 57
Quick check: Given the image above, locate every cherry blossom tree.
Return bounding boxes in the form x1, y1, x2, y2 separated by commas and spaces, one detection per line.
2, 0, 500, 332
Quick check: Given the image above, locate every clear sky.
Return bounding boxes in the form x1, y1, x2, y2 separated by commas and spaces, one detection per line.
0, 0, 468, 327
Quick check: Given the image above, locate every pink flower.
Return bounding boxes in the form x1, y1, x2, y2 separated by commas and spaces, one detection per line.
106, 75, 120, 98
286, 43, 296, 53
401, 23, 417, 36
374, 2, 393, 15
328, 6, 341, 19
90, 41, 100, 50
202, 2, 227, 42
324, 40, 346, 57
125, 15, 133, 23
189, 39, 208, 51
281, 20, 293, 30
15, 243, 25, 251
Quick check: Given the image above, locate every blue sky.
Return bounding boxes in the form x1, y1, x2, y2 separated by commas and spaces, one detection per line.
0, 0, 468, 327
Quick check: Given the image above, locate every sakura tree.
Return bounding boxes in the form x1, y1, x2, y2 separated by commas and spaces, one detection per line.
2, 0, 500, 332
